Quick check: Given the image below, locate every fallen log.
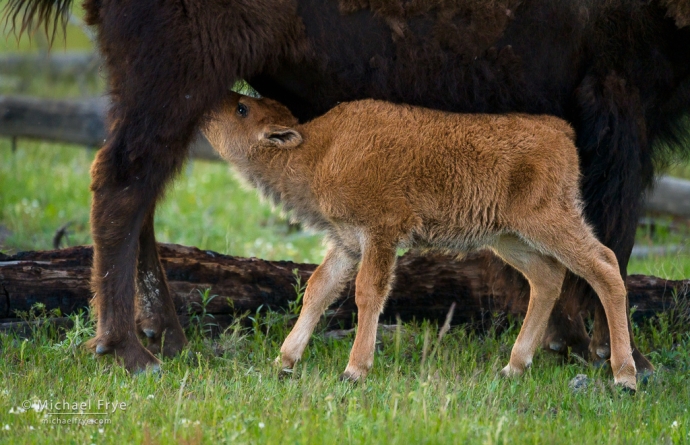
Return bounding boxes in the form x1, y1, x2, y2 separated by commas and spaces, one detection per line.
1, 244, 687, 334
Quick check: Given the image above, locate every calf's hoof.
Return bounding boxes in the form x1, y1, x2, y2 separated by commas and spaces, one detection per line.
500, 364, 523, 378
87, 336, 161, 374
613, 370, 637, 393
276, 351, 299, 370
615, 378, 637, 394
613, 360, 637, 393
500, 359, 531, 378
340, 364, 369, 382
274, 356, 296, 379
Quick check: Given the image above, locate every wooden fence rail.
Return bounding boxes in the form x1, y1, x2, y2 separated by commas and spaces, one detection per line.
0, 52, 100, 78
0, 95, 220, 160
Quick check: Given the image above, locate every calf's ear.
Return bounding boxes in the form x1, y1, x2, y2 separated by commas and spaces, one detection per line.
262, 125, 303, 148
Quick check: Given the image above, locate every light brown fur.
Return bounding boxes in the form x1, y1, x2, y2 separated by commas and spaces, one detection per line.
203, 93, 637, 390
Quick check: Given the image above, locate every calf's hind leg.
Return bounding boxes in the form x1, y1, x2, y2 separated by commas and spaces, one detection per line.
490, 236, 567, 376
524, 220, 637, 390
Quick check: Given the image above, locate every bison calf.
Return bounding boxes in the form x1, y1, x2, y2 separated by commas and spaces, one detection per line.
203, 92, 637, 390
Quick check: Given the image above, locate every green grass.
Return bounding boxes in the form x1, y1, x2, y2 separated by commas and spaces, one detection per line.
0, 139, 326, 263
1, 8, 690, 443
0, 306, 689, 444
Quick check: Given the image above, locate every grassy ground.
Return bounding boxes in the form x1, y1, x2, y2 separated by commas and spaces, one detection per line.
1, 6, 690, 444
0, 302, 688, 444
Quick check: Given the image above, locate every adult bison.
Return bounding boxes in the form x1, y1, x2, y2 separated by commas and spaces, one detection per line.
5, 0, 690, 374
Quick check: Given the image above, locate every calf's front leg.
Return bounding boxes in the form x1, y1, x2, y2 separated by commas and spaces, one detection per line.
279, 247, 357, 369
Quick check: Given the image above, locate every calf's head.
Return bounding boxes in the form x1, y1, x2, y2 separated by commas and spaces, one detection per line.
203, 92, 303, 159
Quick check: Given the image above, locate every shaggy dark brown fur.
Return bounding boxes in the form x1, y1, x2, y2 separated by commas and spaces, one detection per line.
5, 0, 690, 373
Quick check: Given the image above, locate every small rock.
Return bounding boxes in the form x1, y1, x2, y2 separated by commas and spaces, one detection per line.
569, 374, 590, 393
549, 341, 564, 352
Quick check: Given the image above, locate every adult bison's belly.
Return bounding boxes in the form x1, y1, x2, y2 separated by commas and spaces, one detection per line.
249, 0, 585, 122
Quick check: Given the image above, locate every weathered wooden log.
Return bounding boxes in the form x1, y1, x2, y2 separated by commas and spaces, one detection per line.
1, 244, 687, 334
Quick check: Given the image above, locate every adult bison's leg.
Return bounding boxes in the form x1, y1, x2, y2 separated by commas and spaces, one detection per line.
544, 72, 654, 374
86, 108, 201, 372
80, 0, 308, 371
135, 210, 188, 356
541, 279, 590, 358
84, 59, 228, 371
80, 0, 257, 372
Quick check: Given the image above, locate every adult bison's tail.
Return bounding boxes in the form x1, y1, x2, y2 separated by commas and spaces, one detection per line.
3, 0, 75, 43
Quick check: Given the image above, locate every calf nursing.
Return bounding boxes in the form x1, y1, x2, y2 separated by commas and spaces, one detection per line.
203, 92, 637, 390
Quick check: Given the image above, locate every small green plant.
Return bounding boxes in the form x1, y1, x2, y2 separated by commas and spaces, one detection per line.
14, 302, 63, 340
188, 288, 219, 338
289, 268, 306, 316
50, 309, 95, 354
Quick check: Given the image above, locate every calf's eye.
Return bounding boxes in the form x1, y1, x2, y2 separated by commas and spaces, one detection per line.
237, 103, 249, 118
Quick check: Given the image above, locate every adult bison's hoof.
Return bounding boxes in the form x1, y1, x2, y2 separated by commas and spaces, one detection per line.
588, 343, 611, 369
595, 345, 611, 360
542, 324, 591, 360
632, 348, 655, 375
133, 363, 162, 376
87, 336, 161, 374
137, 318, 188, 358
547, 340, 564, 352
